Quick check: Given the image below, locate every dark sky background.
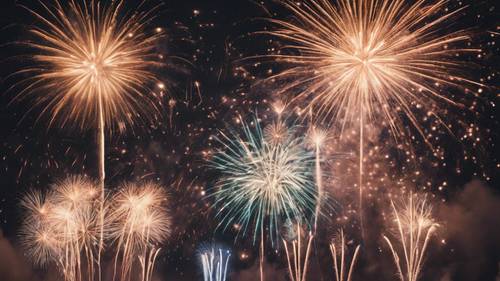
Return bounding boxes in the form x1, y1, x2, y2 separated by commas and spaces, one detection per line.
0, 0, 499, 281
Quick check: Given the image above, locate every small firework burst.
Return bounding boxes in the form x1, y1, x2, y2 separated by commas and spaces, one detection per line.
384, 192, 439, 281
263, 119, 290, 145
107, 181, 171, 281
19, 176, 100, 281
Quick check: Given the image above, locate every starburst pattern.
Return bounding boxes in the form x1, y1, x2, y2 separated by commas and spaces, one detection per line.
13, 0, 163, 130
266, 0, 481, 138
209, 116, 317, 245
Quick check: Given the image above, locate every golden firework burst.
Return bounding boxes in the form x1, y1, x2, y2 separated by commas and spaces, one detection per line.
14, 0, 164, 131
266, 0, 481, 138
384, 193, 439, 281
107, 182, 171, 281
19, 176, 101, 281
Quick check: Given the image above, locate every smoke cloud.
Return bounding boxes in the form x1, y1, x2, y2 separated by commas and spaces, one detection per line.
0, 231, 37, 281
436, 180, 500, 281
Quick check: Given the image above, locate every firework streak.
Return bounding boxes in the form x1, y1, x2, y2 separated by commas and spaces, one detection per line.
384, 193, 438, 281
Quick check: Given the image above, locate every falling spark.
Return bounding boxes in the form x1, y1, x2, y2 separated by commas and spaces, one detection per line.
264, 0, 481, 234
383, 193, 438, 281
308, 127, 327, 232
19, 176, 100, 281
199, 246, 231, 281
283, 224, 314, 281
330, 229, 361, 281
107, 182, 171, 281
209, 116, 317, 281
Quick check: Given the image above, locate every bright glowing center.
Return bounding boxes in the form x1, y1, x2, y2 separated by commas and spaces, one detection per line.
86, 59, 106, 77
82, 52, 111, 83
349, 39, 387, 93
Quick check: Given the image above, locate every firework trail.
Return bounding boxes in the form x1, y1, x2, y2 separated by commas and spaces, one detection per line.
283, 224, 314, 281
383, 193, 438, 281
199, 246, 231, 281
308, 127, 327, 233
107, 182, 171, 281
209, 116, 317, 281
20, 176, 100, 281
12, 0, 164, 273
264, 0, 481, 236
330, 229, 361, 281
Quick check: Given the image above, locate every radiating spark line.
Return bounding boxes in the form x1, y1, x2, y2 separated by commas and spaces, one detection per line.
283, 224, 314, 281
330, 229, 360, 281
107, 182, 171, 281
383, 193, 438, 281
199, 247, 231, 281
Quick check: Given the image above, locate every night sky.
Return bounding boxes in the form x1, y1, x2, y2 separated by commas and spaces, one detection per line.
0, 0, 499, 281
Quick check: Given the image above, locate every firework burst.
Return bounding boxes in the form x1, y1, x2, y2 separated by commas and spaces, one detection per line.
19, 191, 56, 268
14, 0, 164, 131
266, 0, 480, 134
12, 0, 165, 273
383, 193, 438, 281
264, 0, 481, 233
210, 116, 317, 244
19, 176, 100, 281
209, 116, 317, 281
107, 182, 171, 281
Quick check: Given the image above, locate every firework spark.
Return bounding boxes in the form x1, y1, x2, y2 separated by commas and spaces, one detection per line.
107, 182, 171, 281
330, 229, 361, 281
199, 246, 231, 281
283, 224, 314, 281
20, 176, 100, 281
383, 193, 438, 281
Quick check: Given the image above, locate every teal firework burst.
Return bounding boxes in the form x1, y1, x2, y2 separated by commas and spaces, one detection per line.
209, 117, 317, 246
